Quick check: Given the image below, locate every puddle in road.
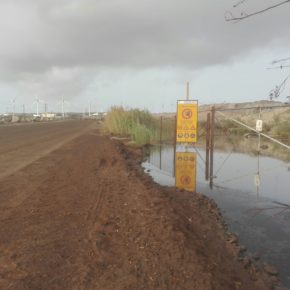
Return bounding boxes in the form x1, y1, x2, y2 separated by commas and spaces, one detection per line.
143, 144, 290, 289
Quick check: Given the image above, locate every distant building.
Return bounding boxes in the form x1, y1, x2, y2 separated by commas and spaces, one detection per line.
40, 113, 56, 121
91, 112, 107, 120
11, 115, 20, 123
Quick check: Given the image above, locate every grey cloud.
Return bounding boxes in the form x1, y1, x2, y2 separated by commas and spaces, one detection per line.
15, 67, 96, 100
0, 0, 289, 97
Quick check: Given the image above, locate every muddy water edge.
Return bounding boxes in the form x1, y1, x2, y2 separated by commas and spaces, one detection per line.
142, 140, 290, 289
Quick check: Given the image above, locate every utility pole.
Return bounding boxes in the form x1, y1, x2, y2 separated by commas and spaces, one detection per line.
186, 82, 190, 100
36, 98, 39, 115
23, 104, 25, 114
62, 97, 65, 119
89, 103, 91, 118
12, 99, 15, 117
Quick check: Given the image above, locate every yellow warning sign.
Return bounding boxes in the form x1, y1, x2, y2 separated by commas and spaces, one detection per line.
176, 100, 198, 143
175, 152, 196, 192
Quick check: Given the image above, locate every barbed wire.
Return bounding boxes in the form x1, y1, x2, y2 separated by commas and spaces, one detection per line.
198, 103, 290, 113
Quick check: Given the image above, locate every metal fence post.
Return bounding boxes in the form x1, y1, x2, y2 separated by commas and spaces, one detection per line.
210, 106, 215, 189
205, 112, 210, 180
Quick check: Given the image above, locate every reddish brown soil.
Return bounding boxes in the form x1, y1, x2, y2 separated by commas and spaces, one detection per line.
0, 126, 275, 289
0, 120, 94, 179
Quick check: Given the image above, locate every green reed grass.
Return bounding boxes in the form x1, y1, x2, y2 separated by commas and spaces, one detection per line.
104, 107, 167, 145
104, 107, 176, 145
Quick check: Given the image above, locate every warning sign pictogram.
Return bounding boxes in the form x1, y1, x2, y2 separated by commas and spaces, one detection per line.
180, 175, 191, 186
182, 109, 192, 119
176, 100, 198, 143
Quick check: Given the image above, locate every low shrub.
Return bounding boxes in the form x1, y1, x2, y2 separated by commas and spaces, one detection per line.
104, 107, 162, 145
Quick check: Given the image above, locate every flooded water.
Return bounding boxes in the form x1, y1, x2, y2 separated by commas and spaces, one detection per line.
143, 142, 290, 289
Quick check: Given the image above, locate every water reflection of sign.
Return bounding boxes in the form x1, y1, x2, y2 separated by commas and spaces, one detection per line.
175, 152, 196, 192
176, 100, 198, 143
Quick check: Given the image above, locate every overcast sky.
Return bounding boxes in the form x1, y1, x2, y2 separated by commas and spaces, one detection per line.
0, 0, 289, 113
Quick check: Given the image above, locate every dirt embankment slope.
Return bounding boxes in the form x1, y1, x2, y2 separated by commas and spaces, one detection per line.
0, 128, 276, 289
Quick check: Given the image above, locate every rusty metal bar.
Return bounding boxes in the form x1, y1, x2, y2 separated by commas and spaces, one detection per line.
209, 106, 215, 189
173, 115, 177, 177
205, 112, 210, 181
159, 116, 163, 169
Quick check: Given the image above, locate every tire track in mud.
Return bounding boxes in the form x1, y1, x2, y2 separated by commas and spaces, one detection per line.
80, 143, 128, 288
85, 157, 110, 254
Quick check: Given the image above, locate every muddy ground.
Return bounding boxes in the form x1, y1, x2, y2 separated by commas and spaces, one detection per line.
0, 120, 94, 179
0, 122, 280, 289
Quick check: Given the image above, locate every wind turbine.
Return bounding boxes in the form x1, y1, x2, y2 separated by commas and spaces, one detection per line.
88, 98, 99, 118
59, 97, 70, 119
32, 97, 44, 118
5, 98, 16, 117
88, 102, 91, 118
11, 98, 16, 117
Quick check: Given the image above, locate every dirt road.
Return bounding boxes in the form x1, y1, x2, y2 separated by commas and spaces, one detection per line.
0, 124, 275, 289
0, 120, 94, 179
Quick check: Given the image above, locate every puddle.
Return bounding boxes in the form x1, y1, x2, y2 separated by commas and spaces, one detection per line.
143, 144, 290, 289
